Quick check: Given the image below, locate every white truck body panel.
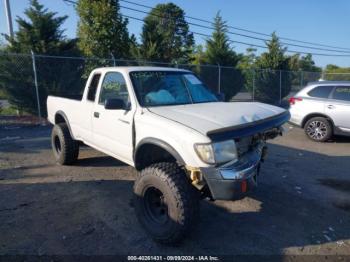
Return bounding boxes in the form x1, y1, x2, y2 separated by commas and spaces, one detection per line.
134, 109, 211, 167
47, 66, 288, 169
148, 102, 285, 136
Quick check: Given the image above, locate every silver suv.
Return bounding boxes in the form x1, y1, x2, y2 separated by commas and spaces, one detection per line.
289, 81, 350, 142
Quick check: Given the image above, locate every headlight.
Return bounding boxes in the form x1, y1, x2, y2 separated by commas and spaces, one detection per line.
213, 140, 238, 164
194, 140, 238, 165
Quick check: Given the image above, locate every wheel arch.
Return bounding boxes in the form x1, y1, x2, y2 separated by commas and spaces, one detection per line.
301, 113, 334, 128
54, 111, 74, 138
134, 138, 186, 171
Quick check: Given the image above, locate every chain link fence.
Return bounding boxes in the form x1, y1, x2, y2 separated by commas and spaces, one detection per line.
0, 52, 348, 121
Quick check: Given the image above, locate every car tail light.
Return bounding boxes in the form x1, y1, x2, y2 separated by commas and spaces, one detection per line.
289, 97, 302, 105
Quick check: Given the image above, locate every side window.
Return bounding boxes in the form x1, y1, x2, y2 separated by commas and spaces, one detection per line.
87, 74, 101, 102
332, 86, 350, 102
99, 72, 129, 106
308, 86, 334, 99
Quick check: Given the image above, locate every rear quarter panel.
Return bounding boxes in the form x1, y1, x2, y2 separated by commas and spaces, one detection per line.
47, 96, 92, 141
290, 97, 325, 126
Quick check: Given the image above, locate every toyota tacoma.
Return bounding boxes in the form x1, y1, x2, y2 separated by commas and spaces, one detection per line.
47, 67, 290, 244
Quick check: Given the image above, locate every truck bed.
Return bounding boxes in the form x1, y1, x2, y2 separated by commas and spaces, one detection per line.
47, 95, 83, 135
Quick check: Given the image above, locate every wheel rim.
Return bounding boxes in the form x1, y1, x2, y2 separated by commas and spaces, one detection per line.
306, 121, 327, 140
54, 135, 62, 153
143, 187, 169, 224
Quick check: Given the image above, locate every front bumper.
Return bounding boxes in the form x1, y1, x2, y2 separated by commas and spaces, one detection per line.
200, 144, 265, 200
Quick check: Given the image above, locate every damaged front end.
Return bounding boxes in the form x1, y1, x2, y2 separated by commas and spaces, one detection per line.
188, 111, 290, 201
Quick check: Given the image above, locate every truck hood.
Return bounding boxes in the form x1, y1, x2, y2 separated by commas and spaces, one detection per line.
148, 102, 287, 136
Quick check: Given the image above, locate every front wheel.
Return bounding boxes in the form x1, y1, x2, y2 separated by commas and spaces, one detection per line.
133, 162, 199, 244
304, 117, 332, 142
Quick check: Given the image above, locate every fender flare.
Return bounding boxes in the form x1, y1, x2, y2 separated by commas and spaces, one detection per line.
55, 110, 74, 138
134, 137, 186, 168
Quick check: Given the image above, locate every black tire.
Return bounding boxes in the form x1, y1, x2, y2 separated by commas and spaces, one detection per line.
51, 123, 79, 165
304, 117, 332, 142
133, 162, 199, 244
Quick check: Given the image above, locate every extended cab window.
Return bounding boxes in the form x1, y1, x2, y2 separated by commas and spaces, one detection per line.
308, 86, 334, 98
332, 86, 350, 101
99, 72, 129, 106
87, 73, 101, 102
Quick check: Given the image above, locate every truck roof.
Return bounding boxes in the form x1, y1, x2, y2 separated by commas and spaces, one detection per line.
92, 66, 191, 74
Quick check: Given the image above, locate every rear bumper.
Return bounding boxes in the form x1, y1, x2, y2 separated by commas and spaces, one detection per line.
200, 144, 264, 200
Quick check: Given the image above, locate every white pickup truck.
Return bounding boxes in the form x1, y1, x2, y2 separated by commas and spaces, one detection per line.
47, 66, 289, 244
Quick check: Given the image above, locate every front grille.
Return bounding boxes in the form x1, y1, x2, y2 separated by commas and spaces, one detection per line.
235, 134, 263, 157
236, 136, 253, 156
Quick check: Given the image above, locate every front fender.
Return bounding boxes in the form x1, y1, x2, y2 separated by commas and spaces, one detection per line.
134, 110, 211, 168
134, 137, 186, 167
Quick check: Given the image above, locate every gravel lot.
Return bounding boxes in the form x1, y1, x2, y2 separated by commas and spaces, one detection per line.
0, 123, 349, 259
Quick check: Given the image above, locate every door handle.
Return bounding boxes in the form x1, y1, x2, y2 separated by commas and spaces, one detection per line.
94, 112, 100, 118
327, 105, 335, 109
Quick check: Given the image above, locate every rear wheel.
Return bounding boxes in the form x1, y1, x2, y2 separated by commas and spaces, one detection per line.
133, 162, 199, 244
51, 123, 79, 165
304, 117, 332, 142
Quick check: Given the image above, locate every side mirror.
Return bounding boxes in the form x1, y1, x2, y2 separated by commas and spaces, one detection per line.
104, 98, 126, 110
216, 92, 225, 102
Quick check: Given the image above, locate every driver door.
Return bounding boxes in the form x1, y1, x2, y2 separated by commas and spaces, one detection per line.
92, 71, 134, 164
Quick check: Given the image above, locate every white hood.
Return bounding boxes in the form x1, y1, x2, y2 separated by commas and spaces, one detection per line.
148, 102, 286, 135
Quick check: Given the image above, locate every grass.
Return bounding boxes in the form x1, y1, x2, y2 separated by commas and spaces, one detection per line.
0, 106, 19, 116
0, 161, 11, 170
0, 89, 7, 99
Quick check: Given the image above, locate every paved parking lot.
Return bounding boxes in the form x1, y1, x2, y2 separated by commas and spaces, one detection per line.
0, 123, 349, 258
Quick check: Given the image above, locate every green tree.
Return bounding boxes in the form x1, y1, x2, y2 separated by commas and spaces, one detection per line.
288, 53, 322, 86
190, 45, 206, 66
325, 64, 340, 71
299, 54, 321, 72
139, 3, 194, 63
238, 47, 257, 71
288, 53, 321, 72
249, 33, 292, 104
203, 12, 244, 100
324, 64, 350, 81
0, 0, 81, 116
5, 0, 74, 54
288, 54, 300, 72
76, 0, 131, 59
205, 13, 240, 66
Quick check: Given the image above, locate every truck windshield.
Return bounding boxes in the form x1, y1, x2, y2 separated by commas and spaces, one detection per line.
129, 71, 218, 107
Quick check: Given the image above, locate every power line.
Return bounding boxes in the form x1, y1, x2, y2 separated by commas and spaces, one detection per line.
122, 14, 350, 57
62, 0, 350, 57
62, 0, 76, 5
120, 0, 350, 52
121, 14, 267, 48
120, 5, 350, 54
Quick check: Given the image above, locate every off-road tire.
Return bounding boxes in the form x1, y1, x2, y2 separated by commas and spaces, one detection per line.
51, 123, 79, 165
133, 162, 199, 244
304, 117, 332, 142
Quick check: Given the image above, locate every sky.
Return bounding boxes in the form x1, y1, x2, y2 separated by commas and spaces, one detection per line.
1, 0, 350, 68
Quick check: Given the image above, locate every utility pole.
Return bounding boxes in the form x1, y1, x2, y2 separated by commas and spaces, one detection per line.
4, 0, 14, 38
